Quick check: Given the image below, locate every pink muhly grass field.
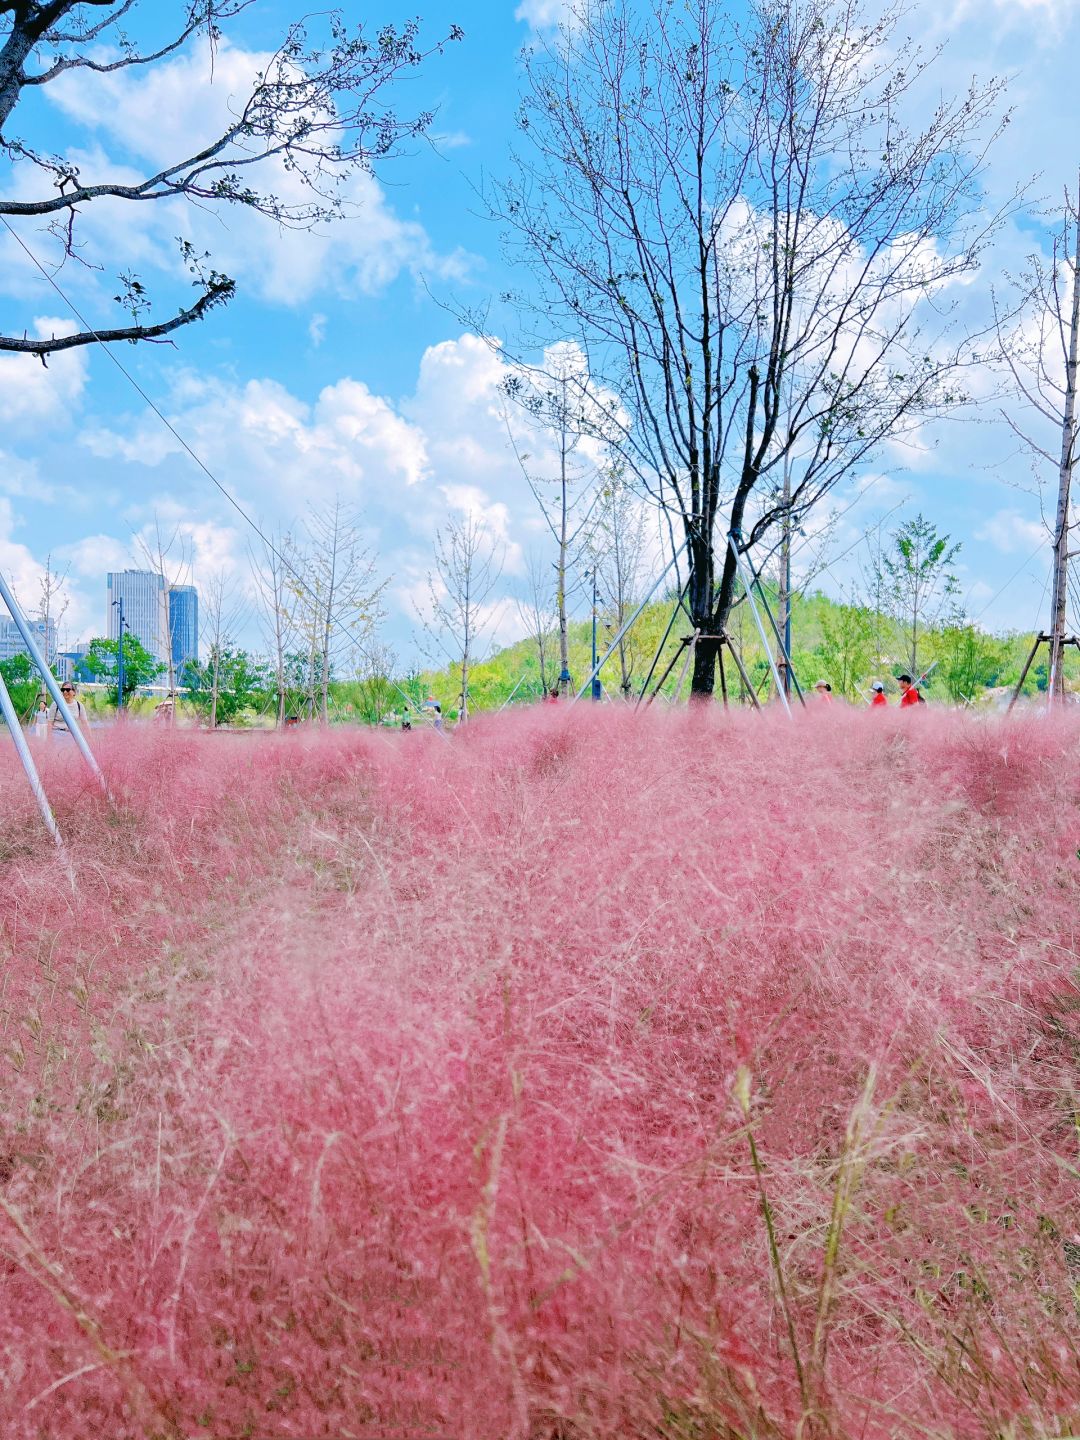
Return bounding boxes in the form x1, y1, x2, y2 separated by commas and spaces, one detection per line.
0, 706, 1078, 1439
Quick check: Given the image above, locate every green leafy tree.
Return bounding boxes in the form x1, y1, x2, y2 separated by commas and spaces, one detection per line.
0, 653, 38, 720
84, 636, 163, 704
186, 649, 269, 726
816, 603, 875, 699
936, 626, 1006, 704
883, 515, 962, 679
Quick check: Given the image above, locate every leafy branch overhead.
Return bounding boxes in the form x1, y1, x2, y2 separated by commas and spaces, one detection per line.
0, 1, 462, 356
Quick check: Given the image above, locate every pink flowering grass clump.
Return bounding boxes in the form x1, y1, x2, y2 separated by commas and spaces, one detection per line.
0, 706, 1078, 1439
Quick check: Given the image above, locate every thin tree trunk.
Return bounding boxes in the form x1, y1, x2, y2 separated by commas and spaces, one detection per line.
1049, 217, 1080, 702
557, 413, 570, 693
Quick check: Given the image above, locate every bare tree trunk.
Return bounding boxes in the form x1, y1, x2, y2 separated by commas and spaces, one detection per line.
1049, 218, 1080, 702
557, 411, 571, 693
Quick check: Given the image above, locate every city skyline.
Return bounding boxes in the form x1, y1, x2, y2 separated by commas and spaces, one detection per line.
106, 569, 200, 670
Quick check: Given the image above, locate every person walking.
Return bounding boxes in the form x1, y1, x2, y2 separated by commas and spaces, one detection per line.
897, 674, 925, 708
32, 696, 49, 738
869, 681, 888, 708
812, 679, 834, 704
49, 681, 88, 740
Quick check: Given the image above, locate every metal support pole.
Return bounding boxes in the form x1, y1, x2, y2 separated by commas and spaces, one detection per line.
573, 544, 685, 702
728, 535, 792, 718
724, 637, 763, 712
0, 667, 63, 849
497, 674, 528, 712
0, 569, 105, 788
643, 635, 691, 709
670, 630, 700, 704
740, 549, 806, 707
635, 579, 691, 708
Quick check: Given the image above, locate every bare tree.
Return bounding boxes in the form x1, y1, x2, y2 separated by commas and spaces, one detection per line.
199, 569, 246, 728
249, 530, 298, 728
516, 551, 558, 695
425, 516, 504, 722
994, 182, 1079, 702
491, 0, 1010, 697
354, 640, 398, 725
0, 3, 461, 357
36, 553, 68, 665
587, 473, 649, 697
503, 351, 604, 692
295, 501, 386, 726
136, 518, 192, 703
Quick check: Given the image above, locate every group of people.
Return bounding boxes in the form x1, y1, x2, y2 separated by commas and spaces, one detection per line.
812, 674, 926, 708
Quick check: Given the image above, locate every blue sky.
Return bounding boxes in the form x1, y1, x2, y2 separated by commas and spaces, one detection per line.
1, 0, 1078, 666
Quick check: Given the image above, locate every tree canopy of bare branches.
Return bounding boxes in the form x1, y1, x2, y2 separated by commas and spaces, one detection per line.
425, 515, 503, 722
0, 1, 461, 357
493, 0, 1010, 696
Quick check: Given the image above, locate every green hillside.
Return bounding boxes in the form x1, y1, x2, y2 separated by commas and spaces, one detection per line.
410, 588, 1065, 717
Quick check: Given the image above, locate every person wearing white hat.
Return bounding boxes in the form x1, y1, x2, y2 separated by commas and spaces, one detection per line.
869, 680, 888, 708
812, 679, 833, 704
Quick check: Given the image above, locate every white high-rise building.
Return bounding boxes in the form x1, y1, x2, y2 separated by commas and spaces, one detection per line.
107, 570, 166, 661
0, 614, 54, 663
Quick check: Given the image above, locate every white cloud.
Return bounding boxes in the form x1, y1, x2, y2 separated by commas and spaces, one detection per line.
65, 333, 631, 648
975, 508, 1048, 555
0, 318, 88, 428
38, 39, 472, 308
515, 0, 578, 30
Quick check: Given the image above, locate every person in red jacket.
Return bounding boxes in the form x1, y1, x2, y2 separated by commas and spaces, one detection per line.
869, 681, 888, 708
897, 673, 925, 707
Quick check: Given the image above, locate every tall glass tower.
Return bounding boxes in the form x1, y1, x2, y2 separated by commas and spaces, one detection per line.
169, 585, 199, 673
107, 570, 166, 661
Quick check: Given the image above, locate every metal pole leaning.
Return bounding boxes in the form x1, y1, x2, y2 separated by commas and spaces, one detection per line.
0, 570, 106, 790
0, 668, 63, 850
740, 550, 806, 707
497, 674, 528, 712
574, 545, 685, 702
728, 535, 792, 719
635, 577, 691, 709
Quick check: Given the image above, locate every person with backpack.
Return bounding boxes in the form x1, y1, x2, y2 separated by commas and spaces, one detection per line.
897, 674, 925, 708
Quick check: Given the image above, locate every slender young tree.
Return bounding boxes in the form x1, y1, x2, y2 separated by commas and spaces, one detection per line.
517, 551, 558, 695
199, 569, 246, 728
492, 0, 1010, 697
503, 351, 604, 693
0, 3, 461, 357
883, 514, 961, 678
994, 183, 1080, 702
587, 473, 649, 697
136, 518, 192, 705
299, 501, 386, 726
35, 553, 68, 666
249, 532, 299, 728
425, 516, 504, 722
